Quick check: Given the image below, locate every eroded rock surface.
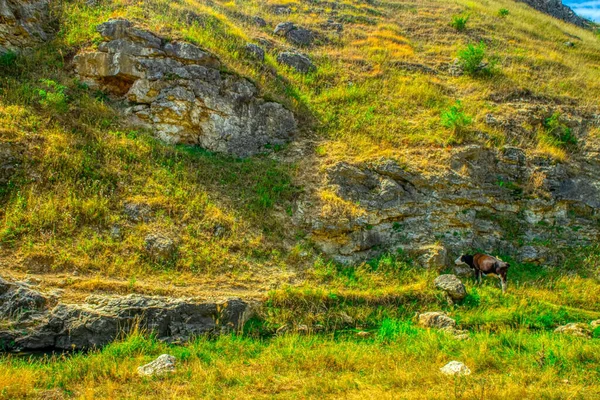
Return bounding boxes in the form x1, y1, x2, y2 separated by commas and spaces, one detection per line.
74, 19, 297, 157
0, 0, 52, 53
300, 100, 600, 266
0, 277, 253, 351
518, 0, 589, 27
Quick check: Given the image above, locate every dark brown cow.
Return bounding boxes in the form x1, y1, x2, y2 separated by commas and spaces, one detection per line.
455, 253, 510, 292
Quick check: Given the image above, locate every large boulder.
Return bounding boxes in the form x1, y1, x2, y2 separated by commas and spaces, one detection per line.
74, 19, 297, 157
434, 274, 467, 302
0, 0, 52, 53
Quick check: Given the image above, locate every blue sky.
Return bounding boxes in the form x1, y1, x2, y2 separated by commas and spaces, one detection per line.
563, 0, 600, 22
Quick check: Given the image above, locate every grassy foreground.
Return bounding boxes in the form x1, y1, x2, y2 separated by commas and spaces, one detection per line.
2, 329, 600, 399
2, 250, 600, 399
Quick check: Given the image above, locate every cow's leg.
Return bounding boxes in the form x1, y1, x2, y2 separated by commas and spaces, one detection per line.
477, 270, 482, 285
500, 275, 507, 293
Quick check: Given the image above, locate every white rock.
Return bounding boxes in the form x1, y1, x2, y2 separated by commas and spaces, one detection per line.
137, 354, 176, 377
440, 361, 471, 376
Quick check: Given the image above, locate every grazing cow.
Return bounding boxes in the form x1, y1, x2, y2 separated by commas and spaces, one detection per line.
454, 253, 510, 293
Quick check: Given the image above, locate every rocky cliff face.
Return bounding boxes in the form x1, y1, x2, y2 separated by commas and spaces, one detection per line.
74, 19, 297, 157
0, 0, 51, 53
518, 0, 589, 27
298, 101, 600, 268
0, 277, 253, 351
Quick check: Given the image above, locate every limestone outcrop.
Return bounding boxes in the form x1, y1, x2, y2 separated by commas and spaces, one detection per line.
0, 0, 51, 53
0, 277, 253, 352
74, 19, 297, 157
298, 103, 600, 267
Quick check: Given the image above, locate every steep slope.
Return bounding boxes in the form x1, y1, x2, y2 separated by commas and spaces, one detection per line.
1, 0, 599, 290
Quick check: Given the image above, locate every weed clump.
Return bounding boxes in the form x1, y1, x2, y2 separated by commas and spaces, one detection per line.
451, 15, 470, 31
441, 101, 472, 140
457, 42, 496, 76
538, 112, 578, 150
498, 8, 510, 17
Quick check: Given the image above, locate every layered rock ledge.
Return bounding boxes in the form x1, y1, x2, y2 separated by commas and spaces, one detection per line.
0, 0, 52, 53
300, 137, 600, 267
74, 19, 297, 157
0, 277, 253, 352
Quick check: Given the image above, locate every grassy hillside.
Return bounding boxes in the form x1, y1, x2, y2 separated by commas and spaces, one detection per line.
2, 0, 600, 398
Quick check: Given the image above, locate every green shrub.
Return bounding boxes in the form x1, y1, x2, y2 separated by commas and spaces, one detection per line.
457, 42, 494, 76
498, 8, 510, 17
440, 101, 472, 137
451, 15, 469, 31
539, 112, 578, 149
36, 79, 69, 113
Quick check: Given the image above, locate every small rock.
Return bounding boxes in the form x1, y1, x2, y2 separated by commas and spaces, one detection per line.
554, 323, 592, 338
110, 225, 122, 240
277, 52, 316, 73
564, 41, 575, 47
322, 19, 343, 32
253, 16, 267, 27
137, 354, 176, 376
144, 233, 176, 259
356, 331, 371, 338
434, 274, 467, 302
339, 312, 354, 325
123, 201, 151, 222
274, 22, 295, 36
418, 312, 456, 330
272, 6, 291, 15
286, 28, 314, 47
440, 361, 471, 376
245, 43, 265, 61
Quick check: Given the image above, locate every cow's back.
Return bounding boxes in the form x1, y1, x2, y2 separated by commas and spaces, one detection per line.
473, 254, 497, 272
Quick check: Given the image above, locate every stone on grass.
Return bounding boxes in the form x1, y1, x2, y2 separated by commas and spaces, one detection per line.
253, 16, 267, 27
137, 354, 176, 376
418, 312, 456, 330
286, 28, 314, 47
554, 323, 592, 338
277, 52, 316, 73
245, 43, 265, 61
274, 22, 295, 36
440, 361, 471, 376
434, 274, 467, 301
